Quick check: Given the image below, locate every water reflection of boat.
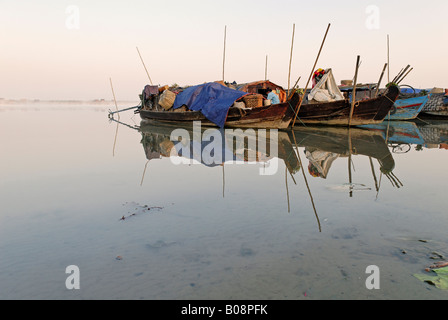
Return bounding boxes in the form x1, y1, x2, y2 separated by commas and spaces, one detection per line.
290, 126, 396, 176
139, 120, 301, 175
109, 118, 401, 230
359, 120, 448, 151
358, 121, 425, 146
415, 119, 448, 148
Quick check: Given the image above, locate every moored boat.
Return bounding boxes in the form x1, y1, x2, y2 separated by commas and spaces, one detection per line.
292, 69, 400, 126
386, 94, 428, 120
137, 82, 301, 129
421, 91, 448, 117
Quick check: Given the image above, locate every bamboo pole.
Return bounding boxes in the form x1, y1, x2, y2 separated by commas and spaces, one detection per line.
392, 67, 404, 84
387, 34, 390, 83
393, 64, 410, 84
222, 25, 227, 82
265, 54, 268, 81
348, 55, 361, 126
292, 23, 331, 128
352, 59, 362, 82
397, 67, 413, 85
288, 76, 301, 99
288, 23, 295, 94
392, 67, 406, 83
374, 63, 388, 97
136, 47, 153, 85
109, 78, 120, 120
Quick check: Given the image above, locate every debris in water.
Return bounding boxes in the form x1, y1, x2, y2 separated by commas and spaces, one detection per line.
119, 202, 164, 221
426, 261, 448, 272
414, 265, 448, 290
326, 183, 371, 192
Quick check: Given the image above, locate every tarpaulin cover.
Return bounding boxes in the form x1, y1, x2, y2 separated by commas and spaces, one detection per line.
173, 82, 248, 127
308, 69, 345, 103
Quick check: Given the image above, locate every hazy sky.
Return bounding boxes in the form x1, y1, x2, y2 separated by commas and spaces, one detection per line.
1, 0, 447, 100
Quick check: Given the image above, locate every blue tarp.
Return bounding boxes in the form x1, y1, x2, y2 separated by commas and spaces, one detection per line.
400, 88, 426, 94
173, 82, 248, 128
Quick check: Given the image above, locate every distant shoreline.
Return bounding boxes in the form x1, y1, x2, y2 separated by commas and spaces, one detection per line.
0, 98, 139, 106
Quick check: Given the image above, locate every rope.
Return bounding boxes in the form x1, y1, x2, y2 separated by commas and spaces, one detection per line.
384, 95, 396, 104
288, 97, 307, 127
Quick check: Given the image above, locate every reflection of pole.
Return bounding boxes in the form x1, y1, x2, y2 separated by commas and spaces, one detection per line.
369, 157, 379, 192
110, 78, 120, 120
110, 78, 120, 157
348, 128, 353, 197
285, 167, 290, 213
222, 164, 225, 198
140, 160, 149, 186
113, 121, 119, 157
290, 130, 321, 232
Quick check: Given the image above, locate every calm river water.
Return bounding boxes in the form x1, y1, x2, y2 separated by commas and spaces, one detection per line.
1, 102, 447, 300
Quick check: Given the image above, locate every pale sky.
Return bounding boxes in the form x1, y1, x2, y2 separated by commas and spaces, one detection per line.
1, 0, 447, 100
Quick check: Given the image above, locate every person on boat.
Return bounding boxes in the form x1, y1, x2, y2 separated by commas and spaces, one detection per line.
267, 88, 280, 105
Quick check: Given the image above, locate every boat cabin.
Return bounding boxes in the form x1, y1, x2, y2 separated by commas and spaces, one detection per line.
236, 80, 287, 103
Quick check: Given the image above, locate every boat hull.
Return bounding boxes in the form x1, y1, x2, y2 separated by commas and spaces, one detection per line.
388, 95, 428, 120
421, 93, 448, 117
138, 92, 301, 129
294, 85, 399, 126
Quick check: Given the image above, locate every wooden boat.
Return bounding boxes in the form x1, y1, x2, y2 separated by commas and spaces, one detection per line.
386, 95, 428, 120
293, 84, 399, 126
135, 72, 398, 128
137, 82, 301, 130
339, 83, 426, 121
420, 92, 448, 117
